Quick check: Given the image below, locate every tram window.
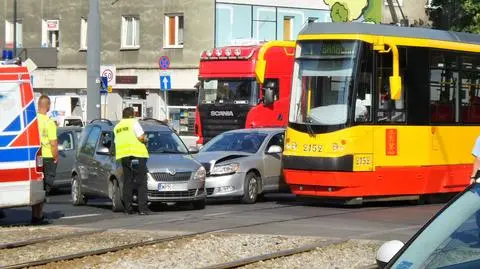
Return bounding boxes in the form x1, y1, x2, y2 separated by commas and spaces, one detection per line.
460, 55, 480, 123
375, 49, 406, 124
404, 47, 430, 125
430, 51, 459, 124
355, 43, 373, 123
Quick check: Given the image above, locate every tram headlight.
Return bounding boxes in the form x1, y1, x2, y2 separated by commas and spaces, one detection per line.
332, 143, 339, 152
286, 142, 297, 151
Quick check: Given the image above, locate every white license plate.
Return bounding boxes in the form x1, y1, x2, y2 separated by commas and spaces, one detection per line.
158, 183, 188, 191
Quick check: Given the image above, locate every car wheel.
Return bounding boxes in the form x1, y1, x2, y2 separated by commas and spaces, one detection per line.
192, 199, 206, 210
71, 175, 87, 206
111, 180, 124, 212
242, 172, 259, 204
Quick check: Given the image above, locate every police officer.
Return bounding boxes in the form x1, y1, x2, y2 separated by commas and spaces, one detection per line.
114, 107, 151, 215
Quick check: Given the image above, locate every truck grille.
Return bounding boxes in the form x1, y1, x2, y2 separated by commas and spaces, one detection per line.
198, 105, 251, 143
150, 172, 192, 182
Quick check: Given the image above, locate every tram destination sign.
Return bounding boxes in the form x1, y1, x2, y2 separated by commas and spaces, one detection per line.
301, 41, 357, 57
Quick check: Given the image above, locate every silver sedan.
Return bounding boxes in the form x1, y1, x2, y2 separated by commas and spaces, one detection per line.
193, 128, 288, 204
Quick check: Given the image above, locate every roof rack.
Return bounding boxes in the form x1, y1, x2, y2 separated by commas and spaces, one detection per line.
140, 118, 169, 126
89, 118, 113, 126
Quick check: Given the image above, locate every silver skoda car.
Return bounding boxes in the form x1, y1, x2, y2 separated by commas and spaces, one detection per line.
194, 128, 288, 204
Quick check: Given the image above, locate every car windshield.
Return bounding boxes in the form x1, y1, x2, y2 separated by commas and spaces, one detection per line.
390, 183, 480, 269
199, 79, 258, 105
145, 131, 188, 154
201, 132, 267, 154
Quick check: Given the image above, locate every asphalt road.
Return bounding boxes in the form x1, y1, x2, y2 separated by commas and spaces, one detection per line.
0, 190, 445, 243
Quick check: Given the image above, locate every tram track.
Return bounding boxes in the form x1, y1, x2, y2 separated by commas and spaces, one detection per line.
0, 229, 106, 250
199, 239, 347, 269
1, 205, 396, 269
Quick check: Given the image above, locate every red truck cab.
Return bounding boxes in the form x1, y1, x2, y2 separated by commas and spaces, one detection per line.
195, 40, 295, 145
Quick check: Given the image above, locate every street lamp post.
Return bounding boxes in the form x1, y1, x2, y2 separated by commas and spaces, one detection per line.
86, 0, 101, 121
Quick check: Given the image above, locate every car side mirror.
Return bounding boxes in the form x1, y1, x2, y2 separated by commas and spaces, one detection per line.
96, 146, 111, 155
58, 144, 65, 151
188, 146, 199, 154
267, 145, 283, 154
375, 240, 404, 269
264, 87, 275, 106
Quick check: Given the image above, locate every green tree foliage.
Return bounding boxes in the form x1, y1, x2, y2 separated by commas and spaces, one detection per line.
428, 0, 480, 33
331, 3, 349, 22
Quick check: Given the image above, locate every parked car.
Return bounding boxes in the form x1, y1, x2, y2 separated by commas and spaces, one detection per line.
193, 128, 288, 204
45, 126, 82, 194
375, 182, 480, 268
71, 119, 206, 212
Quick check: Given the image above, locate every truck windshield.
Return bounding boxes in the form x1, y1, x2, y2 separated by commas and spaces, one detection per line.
199, 79, 258, 105
289, 40, 360, 126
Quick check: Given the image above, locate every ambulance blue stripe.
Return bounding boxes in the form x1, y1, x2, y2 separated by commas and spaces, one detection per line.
0, 135, 16, 147
0, 147, 39, 162
3, 116, 21, 132
23, 102, 36, 127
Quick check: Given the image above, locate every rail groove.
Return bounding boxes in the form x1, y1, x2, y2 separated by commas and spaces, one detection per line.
0, 229, 106, 250
200, 239, 347, 269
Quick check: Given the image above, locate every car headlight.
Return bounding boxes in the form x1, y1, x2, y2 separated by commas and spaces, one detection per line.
210, 163, 240, 176
194, 166, 206, 181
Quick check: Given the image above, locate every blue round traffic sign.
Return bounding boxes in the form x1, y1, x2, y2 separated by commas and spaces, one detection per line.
159, 56, 170, 70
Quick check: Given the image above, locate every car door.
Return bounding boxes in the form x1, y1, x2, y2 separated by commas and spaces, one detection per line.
91, 131, 115, 196
56, 130, 76, 186
77, 125, 102, 194
261, 132, 284, 192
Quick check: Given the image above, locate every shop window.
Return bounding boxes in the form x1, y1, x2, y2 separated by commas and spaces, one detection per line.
167, 90, 197, 106
460, 55, 480, 123
430, 52, 459, 123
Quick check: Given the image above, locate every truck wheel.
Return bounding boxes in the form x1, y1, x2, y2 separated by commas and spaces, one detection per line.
241, 172, 259, 204
192, 199, 206, 210
71, 175, 87, 206
111, 180, 124, 212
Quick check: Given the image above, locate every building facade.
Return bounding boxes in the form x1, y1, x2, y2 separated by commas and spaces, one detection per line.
1, 0, 214, 136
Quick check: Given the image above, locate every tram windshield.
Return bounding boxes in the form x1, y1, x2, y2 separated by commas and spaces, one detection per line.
289, 40, 361, 126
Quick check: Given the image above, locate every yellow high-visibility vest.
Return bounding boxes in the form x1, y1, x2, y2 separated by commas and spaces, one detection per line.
113, 119, 149, 160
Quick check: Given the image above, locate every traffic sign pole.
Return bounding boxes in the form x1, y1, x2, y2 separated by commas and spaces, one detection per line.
159, 56, 171, 121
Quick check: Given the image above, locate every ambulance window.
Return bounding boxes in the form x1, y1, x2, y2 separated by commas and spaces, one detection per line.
0, 82, 22, 133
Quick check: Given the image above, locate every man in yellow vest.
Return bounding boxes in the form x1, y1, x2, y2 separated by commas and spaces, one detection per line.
114, 107, 150, 215
35, 95, 58, 224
